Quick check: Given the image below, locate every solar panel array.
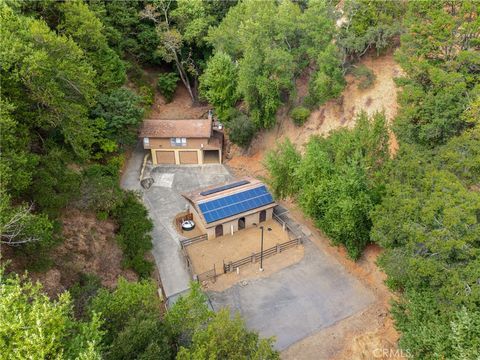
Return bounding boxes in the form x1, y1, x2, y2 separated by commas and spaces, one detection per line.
199, 186, 274, 223
200, 180, 250, 196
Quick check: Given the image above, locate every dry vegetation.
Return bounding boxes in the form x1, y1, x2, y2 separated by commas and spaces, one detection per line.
4, 210, 137, 298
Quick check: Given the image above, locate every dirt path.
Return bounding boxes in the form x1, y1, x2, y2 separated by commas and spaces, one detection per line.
226, 52, 402, 177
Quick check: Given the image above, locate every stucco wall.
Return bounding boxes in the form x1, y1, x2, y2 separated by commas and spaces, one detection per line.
146, 137, 210, 149
205, 208, 274, 240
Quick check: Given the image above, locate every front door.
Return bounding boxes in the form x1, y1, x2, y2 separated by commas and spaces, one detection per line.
238, 217, 246, 230
215, 224, 223, 237
259, 210, 267, 223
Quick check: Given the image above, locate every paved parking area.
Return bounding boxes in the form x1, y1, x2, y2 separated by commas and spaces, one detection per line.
121, 145, 233, 297
122, 146, 374, 351
208, 239, 375, 350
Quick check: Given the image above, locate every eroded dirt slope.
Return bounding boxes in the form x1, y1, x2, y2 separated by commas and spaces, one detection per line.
226, 52, 402, 178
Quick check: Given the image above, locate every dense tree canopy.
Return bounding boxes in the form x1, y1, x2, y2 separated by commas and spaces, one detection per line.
266, 112, 390, 259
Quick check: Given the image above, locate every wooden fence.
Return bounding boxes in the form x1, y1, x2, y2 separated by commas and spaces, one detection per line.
223, 237, 303, 273
180, 233, 208, 248
196, 265, 217, 283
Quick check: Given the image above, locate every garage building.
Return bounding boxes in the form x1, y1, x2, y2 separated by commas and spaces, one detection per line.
182, 177, 276, 239
140, 118, 223, 165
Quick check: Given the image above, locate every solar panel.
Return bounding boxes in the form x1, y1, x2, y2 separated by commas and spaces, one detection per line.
198, 186, 274, 223
200, 180, 250, 196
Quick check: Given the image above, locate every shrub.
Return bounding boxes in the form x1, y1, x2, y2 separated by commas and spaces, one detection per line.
139, 85, 155, 107
70, 273, 102, 318
113, 192, 153, 277
352, 65, 376, 89
290, 106, 310, 126
77, 165, 124, 213
157, 72, 179, 103
225, 110, 256, 147
88, 278, 172, 358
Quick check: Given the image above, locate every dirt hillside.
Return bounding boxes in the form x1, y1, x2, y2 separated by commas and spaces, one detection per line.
226, 52, 402, 177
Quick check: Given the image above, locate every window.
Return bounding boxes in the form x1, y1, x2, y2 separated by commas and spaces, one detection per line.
143, 137, 149, 145
170, 137, 187, 147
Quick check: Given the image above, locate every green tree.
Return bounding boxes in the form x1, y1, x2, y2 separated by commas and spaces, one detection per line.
58, 0, 126, 91
177, 310, 279, 360
92, 88, 145, 148
157, 72, 180, 103
0, 268, 103, 359
112, 192, 154, 278
89, 278, 168, 352
225, 110, 256, 147
394, 0, 479, 147
306, 44, 346, 107
1, 3, 98, 160
199, 52, 238, 119
267, 112, 390, 259
89, 0, 160, 64
264, 139, 301, 198
337, 0, 404, 61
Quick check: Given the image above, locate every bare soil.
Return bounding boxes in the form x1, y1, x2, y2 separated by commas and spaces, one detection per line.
226, 52, 402, 177
205, 245, 304, 293
4, 210, 137, 298
186, 219, 291, 274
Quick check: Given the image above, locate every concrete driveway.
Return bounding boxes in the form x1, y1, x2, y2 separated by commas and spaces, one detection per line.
122, 144, 374, 351
121, 143, 233, 297
208, 239, 375, 351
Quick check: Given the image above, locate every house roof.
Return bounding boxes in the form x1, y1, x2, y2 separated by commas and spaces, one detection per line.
139, 119, 212, 138
183, 177, 276, 227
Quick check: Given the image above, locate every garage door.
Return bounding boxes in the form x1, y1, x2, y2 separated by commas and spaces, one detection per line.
179, 151, 198, 164
156, 150, 175, 164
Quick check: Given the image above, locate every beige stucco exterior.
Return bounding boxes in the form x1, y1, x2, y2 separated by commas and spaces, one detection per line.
152, 148, 221, 165
189, 206, 273, 240
146, 137, 210, 149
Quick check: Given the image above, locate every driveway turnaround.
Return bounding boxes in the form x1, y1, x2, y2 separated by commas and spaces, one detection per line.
121, 145, 233, 298
208, 239, 375, 350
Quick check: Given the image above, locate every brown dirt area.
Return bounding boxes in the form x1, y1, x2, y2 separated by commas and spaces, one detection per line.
204, 245, 304, 293
226, 52, 403, 177
4, 209, 137, 298
186, 219, 291, 274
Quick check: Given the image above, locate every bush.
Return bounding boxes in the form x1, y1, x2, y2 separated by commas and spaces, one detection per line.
88, 278, 172, 358
70, 273, 102, 318
225, 110, 256, 147
139, 85, 155, 107
77, 164, 124, 213
113, 192, 153, 277
352, 65, 376, 89
157, 72, 179, 103
290, 106, 310, 126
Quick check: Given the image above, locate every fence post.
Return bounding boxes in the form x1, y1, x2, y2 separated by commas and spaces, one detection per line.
276, 243, 281, 254
251, 252, 256, 263
228, 262, 233, 273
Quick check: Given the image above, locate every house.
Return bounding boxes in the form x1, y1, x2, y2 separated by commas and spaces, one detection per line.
182, 177, 276, 239
139, 118, 223, 165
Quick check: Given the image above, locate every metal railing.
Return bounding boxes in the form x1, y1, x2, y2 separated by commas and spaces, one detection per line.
223, 237, 303, 273
180, 233, 208, 248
